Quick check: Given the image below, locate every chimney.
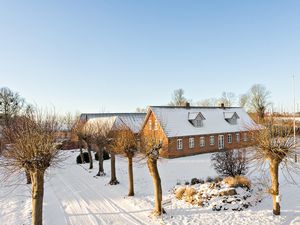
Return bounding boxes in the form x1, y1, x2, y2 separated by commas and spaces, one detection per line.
220, 103, 225, 109
185, 102, 190, 109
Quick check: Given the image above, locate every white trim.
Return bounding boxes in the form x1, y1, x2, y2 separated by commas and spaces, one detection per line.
218, 135, 224, 149
189, 137, 195, 149
177, 139, 183, 150
200, 136, 205, 147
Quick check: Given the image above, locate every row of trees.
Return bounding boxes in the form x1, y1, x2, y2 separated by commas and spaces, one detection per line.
168, 84, 271, 121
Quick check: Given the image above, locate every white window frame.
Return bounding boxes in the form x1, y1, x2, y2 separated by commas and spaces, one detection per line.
228, 134, 232, 144
189, 137, 195, 149
243, 133, 248, 142
210, 136, 215, 146
218, 135, 225, 150
149, 120, 152, 131
195, 119, 203, 127
200, 137, 205, 147
177, 139, 183, 150
236, 133, 240, 143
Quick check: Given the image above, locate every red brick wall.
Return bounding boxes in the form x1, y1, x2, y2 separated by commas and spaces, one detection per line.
140, 110, 251, 158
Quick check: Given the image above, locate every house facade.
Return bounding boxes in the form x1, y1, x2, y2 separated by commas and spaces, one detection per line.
140, 105, 256, 158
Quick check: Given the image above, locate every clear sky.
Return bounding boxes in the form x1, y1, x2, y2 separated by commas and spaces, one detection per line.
1, 1, 300, 114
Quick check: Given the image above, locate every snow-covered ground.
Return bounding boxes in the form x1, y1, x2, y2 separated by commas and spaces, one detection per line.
1, 149, 300, 225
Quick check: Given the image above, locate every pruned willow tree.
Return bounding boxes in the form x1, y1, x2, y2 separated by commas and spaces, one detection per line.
249, 120, 299, 215
0, 109, 63, 225
140, 130, 165, 216
110, 126, 138, 194
80, 123, 95, 169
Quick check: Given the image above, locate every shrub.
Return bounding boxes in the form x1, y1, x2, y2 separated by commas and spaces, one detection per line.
214, 176, 223, 183
223, 176, 251, 189
95, 150, 110, 161
83, 152, 90, 163
76, 152, 90, 164
211, 149, 248, 177
185, 187, 197, 198
191, 178, 200, 185
175, 187, 186, 200
206, 176, 214, 183
184, 181, 190, 185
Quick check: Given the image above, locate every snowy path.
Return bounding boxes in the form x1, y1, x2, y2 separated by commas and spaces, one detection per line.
45, 161, 156, 225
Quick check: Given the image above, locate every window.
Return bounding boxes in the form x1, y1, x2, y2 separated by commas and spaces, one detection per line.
194, 119, 203, 127
177, 139, 183, 150
228, 134, 232, 144
154, 119, 158, 130
218, 135, 225, 149
243, 133, 248, 142
210, 136, 215, 145
236, 133, 240, 143
189, 137, 195, 149
149, 120, 152, 131
200, 137, 205, 147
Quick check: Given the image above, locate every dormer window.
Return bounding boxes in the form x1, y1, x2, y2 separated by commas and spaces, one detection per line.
224, 112, 239, 125
188, 112, 205, 127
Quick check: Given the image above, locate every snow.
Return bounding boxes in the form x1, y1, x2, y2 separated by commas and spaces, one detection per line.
151, 107, 256, 137
1, 149, 300, 225
85, 113, 146, 134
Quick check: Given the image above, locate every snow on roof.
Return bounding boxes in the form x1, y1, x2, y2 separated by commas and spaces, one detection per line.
188, 112, 205, 120
82, 113, 146, 134
224, 112, 239, 120
150, 106, 256, 137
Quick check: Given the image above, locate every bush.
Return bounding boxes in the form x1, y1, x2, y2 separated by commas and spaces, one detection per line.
76, 152, 90, 164
95, 150, 110, 161
191, 178, 201, 185
206, 176, 214, 183
211, 149, 248, 177
214, 176, 223, 183
223, 176, 251, 189
175, 187, 186, 200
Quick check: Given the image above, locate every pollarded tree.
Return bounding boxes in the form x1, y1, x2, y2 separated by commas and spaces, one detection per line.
140, 132, 165, 216
0, 109, 63, 225
249, 120, 299, 215
92, 121, 112, 177
110, 126, 138, 195
81, 123, 94, 169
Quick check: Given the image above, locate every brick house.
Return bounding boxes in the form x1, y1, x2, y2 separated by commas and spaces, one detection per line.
140, 104, 256, 158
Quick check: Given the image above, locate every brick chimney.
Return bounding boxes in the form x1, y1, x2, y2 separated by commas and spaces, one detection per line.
185, 102, 190, 108
220, 103, 225, 109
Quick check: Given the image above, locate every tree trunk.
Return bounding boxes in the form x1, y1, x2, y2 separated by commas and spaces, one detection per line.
270, 159, 280, 215
26, 169, 31, 184
87, 144, 93, 169
128, 156, 134, 196
96, 147, 105, 176
31, 170, 45, 225
109, 152, 119, 185
79, 139, 84, 164
147, 158, 164, 216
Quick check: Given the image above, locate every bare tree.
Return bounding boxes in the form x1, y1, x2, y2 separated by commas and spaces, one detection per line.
81, 124, 94, 169
0, 109, 63, 225
110, 126, 138, 195
211, 149, 248, 177
73, 119, 87, 164
140, 132, 165, 216
196, 98, 218, 107
0, 87, 25, 126
92, 121, 112, 177
249, 84, 271, 121
239, 93, 249, 108
249, 120, 299, 215
169, 88, 187, 106
135, 107, 147, 113
219, 92, 236, 107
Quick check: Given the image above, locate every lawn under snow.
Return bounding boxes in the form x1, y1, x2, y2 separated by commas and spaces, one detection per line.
1, 149, 300, 225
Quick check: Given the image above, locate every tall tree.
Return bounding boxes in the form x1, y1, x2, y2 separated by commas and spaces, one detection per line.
219, 92, 236, 107
0, 109, 63, 225
169, 89, 187, 106
249, 120, 298, 215
110, 126, 138, 195
0, 87, 25, 126
239, 93, 249, 108
249, 84, 271, 121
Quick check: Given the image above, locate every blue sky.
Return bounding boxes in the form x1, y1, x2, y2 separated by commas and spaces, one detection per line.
0, 1, 299, 113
